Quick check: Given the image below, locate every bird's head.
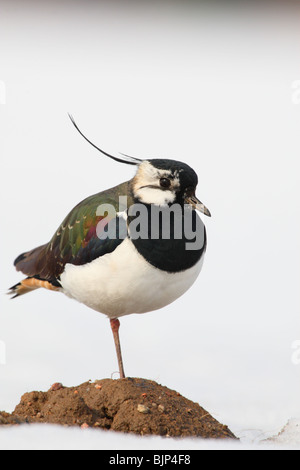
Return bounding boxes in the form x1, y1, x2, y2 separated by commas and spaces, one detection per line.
68, 115, 211, 217
132, 159, 211, 216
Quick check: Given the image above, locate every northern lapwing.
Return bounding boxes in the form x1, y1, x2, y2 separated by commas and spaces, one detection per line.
9, 116, 211, 379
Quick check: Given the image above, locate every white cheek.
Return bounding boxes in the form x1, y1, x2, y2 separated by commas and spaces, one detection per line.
136, 187, 176, 205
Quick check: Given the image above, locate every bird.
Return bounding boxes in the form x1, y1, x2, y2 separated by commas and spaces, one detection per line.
9, 116, 211, 379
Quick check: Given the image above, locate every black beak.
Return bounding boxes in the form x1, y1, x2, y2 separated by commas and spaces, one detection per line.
184, 194, 211, 217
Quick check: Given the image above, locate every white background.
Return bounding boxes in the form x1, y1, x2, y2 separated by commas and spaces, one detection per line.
0, 1, 299, 445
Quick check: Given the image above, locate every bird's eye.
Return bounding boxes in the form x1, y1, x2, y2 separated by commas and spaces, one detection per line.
159, 178, 171, 189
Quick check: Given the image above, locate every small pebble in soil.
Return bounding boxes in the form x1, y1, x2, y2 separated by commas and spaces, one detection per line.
137, 404, 150, 414
50, 383, 64, 392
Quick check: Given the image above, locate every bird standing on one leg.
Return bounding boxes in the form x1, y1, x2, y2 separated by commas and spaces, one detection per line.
9, 117, 211, 379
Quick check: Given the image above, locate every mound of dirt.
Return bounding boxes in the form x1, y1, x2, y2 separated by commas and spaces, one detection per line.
0, 378, 236, 439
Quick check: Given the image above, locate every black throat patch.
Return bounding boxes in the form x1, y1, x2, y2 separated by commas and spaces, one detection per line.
128, 204, 206, 273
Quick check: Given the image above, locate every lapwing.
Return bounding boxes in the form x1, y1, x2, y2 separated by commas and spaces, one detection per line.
9, 116, 211, 379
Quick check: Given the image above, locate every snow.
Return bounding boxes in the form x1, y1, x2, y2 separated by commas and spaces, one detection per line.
266, 419, 300, 447
0, 420, 299, 451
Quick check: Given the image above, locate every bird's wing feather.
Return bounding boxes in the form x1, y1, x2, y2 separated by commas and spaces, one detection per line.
14, 181, 133, 281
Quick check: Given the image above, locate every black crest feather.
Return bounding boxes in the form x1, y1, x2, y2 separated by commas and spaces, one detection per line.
68, 114, 143, 166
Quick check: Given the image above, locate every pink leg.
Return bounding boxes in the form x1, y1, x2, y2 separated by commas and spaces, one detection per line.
110, 318, 126, 379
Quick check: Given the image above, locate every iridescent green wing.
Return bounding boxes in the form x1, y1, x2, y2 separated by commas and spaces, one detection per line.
14, 181, 133, 281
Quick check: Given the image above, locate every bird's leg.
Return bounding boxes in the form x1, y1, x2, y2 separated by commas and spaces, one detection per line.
110, 318, 126, 379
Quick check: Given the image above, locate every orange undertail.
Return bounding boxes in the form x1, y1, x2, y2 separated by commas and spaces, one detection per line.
8, 277, 60, 299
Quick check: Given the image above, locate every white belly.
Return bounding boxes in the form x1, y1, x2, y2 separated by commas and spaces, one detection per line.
60, 238, 204, 318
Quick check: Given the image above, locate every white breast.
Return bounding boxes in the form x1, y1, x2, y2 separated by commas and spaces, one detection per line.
60, 238, 204, 318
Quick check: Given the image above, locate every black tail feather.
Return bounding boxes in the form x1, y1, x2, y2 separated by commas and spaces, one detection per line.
7, 282, 22, 299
